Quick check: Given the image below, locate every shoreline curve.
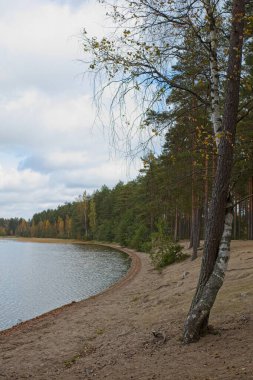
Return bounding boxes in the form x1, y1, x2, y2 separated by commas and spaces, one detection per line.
0, 239, 142, 337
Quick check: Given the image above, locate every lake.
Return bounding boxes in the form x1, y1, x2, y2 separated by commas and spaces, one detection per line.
0, 239, 131, 331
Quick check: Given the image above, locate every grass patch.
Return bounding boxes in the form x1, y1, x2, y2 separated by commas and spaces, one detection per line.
64, 344, 96, 368
95, 328, 105, 335
131, 295, 140, 302
64, 354, 80, 368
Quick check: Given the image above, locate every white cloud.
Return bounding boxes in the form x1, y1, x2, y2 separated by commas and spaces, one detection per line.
0, 0, 144, 219
0, 0, 105, 54
0, 165, 49, 192
0, 0, 106, 94
0, 90, 95, 152
0, 86, 141, 218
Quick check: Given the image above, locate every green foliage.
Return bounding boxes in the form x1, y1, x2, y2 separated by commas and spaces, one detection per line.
1, 10, 253, 245
149, 221, 186, 269
88, 198, 96, 237
95, 220, 114, 242
129, 224, 150, 251
150, 234, 186, 270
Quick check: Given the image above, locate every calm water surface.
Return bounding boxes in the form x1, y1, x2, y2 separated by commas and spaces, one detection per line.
0, 239, 131, 331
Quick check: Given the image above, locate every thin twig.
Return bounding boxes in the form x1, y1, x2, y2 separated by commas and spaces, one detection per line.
232, 194, 253, 208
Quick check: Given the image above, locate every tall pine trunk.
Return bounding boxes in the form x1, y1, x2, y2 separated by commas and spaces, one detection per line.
248, 177, 253, 240
183, 0, 246, 343
190, 152, 201, 257
174, 207, 178, 242
233, 200, 237, 240
192, 207, 200, 260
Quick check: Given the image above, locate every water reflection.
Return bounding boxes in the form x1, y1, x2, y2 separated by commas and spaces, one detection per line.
0, 240, 130, 331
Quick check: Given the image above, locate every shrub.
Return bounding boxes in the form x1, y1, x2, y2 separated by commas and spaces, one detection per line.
129, 224, 150, 251
149, 233, 186, 270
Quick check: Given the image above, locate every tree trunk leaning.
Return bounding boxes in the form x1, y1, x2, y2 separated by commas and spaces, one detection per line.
183, 0, 246, 343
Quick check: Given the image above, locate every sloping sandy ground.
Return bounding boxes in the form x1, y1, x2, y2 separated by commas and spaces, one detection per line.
0, 240, 252, 380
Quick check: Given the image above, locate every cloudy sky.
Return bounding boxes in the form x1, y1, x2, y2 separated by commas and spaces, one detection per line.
0, 0, 145, 219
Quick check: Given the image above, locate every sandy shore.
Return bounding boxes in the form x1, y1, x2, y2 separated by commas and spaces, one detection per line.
0, 240, 253, 379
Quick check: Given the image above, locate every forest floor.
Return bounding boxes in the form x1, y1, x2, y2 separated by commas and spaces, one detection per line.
0, 239, 253, 380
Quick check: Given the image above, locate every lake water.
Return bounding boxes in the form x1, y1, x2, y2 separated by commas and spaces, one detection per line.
0, 239, 131, 331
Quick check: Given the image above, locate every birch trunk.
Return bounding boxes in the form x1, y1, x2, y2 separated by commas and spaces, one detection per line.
184, 200, 233, 343
204, 153, 209, 240
183, 0, 246, 343
202, 0, 222, 143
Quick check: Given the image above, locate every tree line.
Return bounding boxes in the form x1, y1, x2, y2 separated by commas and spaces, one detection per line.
1, 0, 252, 343
82, 0, 252, 342
2, 121, 252, 250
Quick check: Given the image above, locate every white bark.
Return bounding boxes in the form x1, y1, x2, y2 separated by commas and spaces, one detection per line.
184, 1, 234, 343
203, 0, 222, 146
184, 201, 233, 343
203, 0, 232, 272
184, 0, 245, 344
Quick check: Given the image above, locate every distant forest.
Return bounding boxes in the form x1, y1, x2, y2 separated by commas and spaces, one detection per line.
1, 0, 251, 343
1, 121, 253, 251
1, 1, 253, 257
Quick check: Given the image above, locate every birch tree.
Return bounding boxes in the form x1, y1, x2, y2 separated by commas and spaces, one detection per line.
183, 0, 246, 343
88, 198, 97, 237
83, 0, 249, 342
